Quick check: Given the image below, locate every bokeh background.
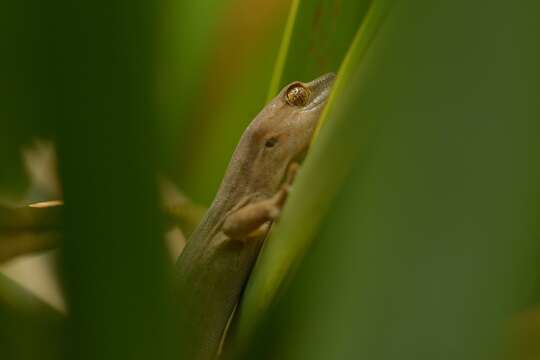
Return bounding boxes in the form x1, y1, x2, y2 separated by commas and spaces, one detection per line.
1, 0, 539, 359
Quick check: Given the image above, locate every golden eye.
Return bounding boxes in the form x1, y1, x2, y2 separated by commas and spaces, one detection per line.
286, 84, 310, 107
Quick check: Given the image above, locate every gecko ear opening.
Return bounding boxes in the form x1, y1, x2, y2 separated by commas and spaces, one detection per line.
265, 137, 278, 148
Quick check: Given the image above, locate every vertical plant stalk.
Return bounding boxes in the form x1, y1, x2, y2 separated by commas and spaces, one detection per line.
266, 0, 301, 100
313, 0, 390, 140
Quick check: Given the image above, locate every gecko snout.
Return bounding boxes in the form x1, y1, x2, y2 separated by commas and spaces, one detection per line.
301, 73, 336, 110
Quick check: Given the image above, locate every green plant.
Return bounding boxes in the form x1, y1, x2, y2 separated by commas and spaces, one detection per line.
1, 0, 538, 359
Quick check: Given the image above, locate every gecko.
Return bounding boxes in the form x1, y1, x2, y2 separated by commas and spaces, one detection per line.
175, 73, 335, 359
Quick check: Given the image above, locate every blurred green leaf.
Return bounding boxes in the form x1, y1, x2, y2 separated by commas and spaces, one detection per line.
239, 0, 540, 359
26, 1, 180, 359
0, 1, 41, 202
0, 274, 63, 360
0, 143, 28, 204
163, 0, 291, 205
234, 0, 378, 348
270, 0, 372, 95
266, 0, 300, 100
157, 0, 227, 177
179, 46, 285, 204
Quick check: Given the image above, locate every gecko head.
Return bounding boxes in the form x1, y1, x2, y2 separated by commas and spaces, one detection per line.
243, 73, 336, 193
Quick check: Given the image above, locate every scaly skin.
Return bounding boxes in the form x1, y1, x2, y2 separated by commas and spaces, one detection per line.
175, 73, 335, 359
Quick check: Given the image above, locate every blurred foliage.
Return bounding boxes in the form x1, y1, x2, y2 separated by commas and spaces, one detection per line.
156, 0, 225, 180
236, 0, 540, 359
2, 0, 180, 359
163, 0, 291, 205
270, 0, 371, 96
1, 0, 539, 359
51, 2, 179, 359
0, 274, 63, 360
1, 1, 40, 202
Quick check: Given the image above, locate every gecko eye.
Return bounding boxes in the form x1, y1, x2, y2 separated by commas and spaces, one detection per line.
286, 84, 310, 107
265, 137, 278, 148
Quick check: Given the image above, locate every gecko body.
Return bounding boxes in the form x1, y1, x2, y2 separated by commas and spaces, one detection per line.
176, 73, 335, 359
